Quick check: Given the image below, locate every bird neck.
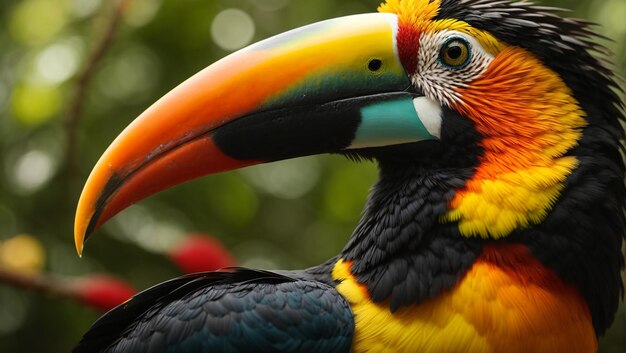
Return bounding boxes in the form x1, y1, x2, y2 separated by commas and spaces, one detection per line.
339, 161, 482, 309
513, 154, 625, 335
332, 151, 624, 334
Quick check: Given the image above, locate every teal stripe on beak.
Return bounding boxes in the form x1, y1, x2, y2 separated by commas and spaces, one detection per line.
351, 96, 439, 149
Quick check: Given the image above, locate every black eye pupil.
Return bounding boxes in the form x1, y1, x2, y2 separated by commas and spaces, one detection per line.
368, 59, 382, 72
440, 38, 470, 68
447, 45, 462, 60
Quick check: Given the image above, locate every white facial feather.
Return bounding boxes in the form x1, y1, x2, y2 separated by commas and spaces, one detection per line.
413, 30, 494, 107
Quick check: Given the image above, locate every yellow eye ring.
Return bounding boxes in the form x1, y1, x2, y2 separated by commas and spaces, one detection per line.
439, 37, 471, 69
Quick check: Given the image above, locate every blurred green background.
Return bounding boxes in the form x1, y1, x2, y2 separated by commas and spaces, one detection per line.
0, 0, 624, 352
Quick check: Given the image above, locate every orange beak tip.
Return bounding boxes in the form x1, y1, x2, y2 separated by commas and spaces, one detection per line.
76, 243, 84, 258
74, 223, 87, 257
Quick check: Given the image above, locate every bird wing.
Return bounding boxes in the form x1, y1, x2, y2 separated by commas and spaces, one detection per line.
73, 268, 354, 353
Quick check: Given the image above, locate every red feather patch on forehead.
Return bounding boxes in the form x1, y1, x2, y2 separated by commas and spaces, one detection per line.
396, 26, 421, 75
378, 0, 442, 74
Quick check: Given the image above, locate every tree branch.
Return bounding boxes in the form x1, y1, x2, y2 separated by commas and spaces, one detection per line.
0, 267, 74, 298
65, 0, 133, 185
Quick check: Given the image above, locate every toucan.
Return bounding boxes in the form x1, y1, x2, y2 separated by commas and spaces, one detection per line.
72, 0, 625, 352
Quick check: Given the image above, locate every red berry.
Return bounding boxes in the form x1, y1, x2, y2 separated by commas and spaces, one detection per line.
168, 234, 236, 274
74, 275, 136, 312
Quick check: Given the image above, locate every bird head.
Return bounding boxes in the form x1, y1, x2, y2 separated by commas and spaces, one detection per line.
74, 0, 624, 335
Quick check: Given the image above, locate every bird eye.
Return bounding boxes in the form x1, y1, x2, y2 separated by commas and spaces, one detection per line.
439, 37, 471, 68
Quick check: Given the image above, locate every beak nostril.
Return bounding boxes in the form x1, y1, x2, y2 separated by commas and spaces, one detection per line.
368, 59, 383, 72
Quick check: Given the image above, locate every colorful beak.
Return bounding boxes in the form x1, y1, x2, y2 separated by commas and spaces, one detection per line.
74, 13, 439, 254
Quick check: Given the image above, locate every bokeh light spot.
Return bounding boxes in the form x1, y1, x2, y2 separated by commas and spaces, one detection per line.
96, 46, 160, 101
11, 150, 56, 193
211, 9, 256, 51
110, 205, 186, 253
70, 0, 102, 18
124, 0, 162, 27
34, 42, 81, 84
594, 0, 626, 36
10, 84, 62, 126
0, 234, 46, 274
241, 158, 320, 199
135, 222, 185, 253
9, 0, 68, 46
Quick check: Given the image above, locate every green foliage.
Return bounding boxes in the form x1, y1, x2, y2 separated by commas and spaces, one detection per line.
0, 0, 624, 351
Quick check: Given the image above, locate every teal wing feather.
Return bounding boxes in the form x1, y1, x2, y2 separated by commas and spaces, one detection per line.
73, 268, 354, 353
